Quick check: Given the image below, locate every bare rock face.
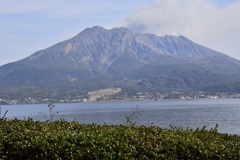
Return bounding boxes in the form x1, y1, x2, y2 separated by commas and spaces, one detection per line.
0, 26, 240, 92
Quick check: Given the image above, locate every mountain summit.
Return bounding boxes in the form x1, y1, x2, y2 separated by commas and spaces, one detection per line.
0, 26, 240, 93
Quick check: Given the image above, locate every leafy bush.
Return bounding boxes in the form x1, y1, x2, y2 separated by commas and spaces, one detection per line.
0, 118, 239, 159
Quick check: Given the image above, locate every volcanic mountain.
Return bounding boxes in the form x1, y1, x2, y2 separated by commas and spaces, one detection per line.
0, 26, 240, 93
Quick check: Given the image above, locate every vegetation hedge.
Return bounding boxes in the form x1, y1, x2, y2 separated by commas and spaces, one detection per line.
0, 118, 239, 159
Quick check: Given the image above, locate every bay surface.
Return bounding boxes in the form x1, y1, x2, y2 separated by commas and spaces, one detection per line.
1, 98, 240, 135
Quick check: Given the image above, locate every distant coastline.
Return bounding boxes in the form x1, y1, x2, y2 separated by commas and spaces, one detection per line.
1, 89, 240, 105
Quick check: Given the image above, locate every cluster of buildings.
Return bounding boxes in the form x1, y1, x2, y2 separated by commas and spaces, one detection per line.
1, 90, 240, 105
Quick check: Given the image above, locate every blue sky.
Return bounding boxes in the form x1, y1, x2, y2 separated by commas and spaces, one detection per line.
0, 0, 239, 65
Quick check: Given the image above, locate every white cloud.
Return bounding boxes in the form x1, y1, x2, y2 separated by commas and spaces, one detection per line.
122, 0, 240, 60
0, 0, 149, 19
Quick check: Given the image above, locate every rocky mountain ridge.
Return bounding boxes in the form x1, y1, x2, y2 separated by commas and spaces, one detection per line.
0, 26, 240, 94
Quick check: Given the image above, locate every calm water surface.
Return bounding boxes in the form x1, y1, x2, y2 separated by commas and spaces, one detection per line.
1, 99, 240, 135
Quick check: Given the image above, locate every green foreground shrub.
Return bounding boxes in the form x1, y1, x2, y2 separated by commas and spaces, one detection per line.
0, 118, 239, 159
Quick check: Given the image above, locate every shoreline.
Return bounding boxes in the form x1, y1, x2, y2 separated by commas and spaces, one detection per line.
1, 96, 240, 106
